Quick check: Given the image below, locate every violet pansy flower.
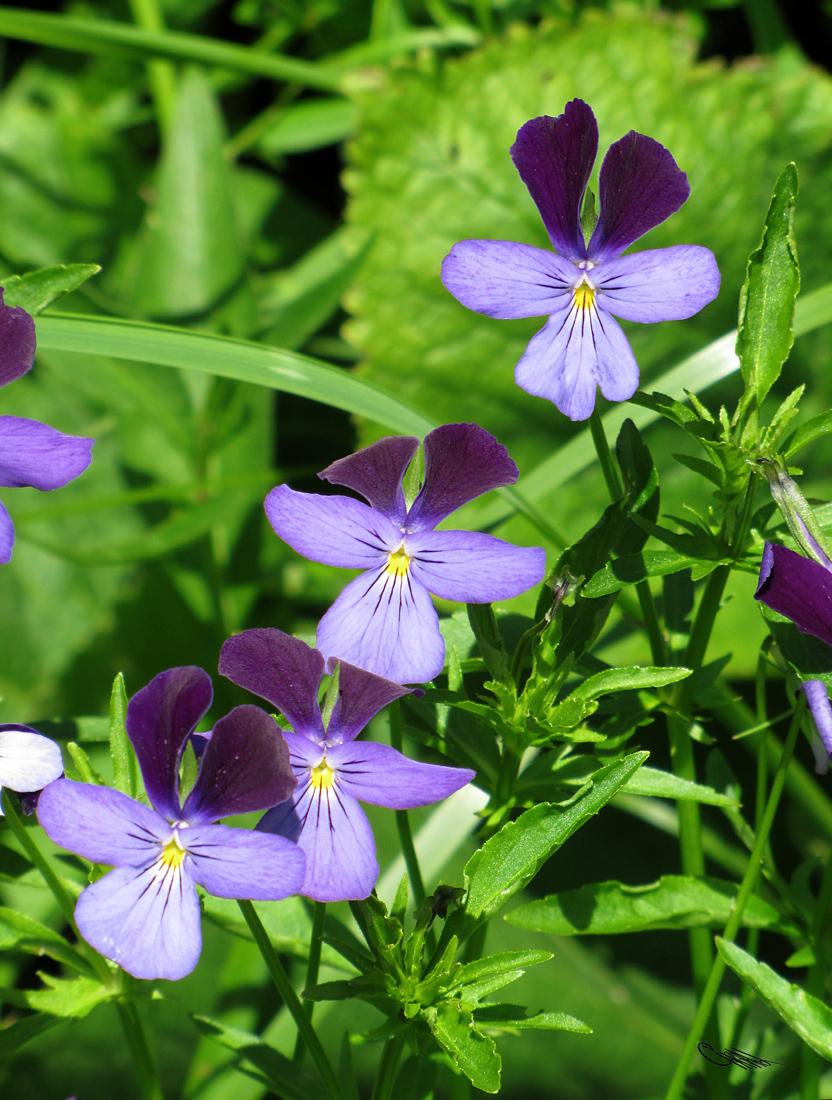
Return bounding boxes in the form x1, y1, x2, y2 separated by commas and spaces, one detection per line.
441, 100, 721, 421
219, 628, 475, 902
265, 422, 546, 684
0, 724, 63, 812
0, 291, 94, 562
37, 666, 305, 981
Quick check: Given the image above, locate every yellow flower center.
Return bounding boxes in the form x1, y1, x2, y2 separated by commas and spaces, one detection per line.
386, 547, 410, 578
160, 835, 186, 869
311, 760, 336, 789
573, 280, 595, 311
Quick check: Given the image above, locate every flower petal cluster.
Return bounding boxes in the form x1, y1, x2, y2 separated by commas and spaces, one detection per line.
0, 291, 94, 562
441, 99, 721, 422
219, 628, 476, 902
265, 422, 546, 683
0, 724, 63, 812
37, 666, 305, 980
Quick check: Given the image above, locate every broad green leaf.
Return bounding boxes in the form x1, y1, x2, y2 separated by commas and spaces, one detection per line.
783, 408, 832, 458
0, 1012, 61, 1056
569, 666, 690, 702
424, 1001, 501, 1094
736, 163, 800, 406
0, 907, 91, 972
257, 98, 356, 156
192, 1015, 318, 1100
2, 263, 99, 314
583, 551, 729, 596
622, 767, 738, 806
717, 938, 832, 1060
6, 973, 112, 1018
508, 876, 790, 936
458, 752, 648, 930
473, 1005, 591, 1033
129, 69, 244, 318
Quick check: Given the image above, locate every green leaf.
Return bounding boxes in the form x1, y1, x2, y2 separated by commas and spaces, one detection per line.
192, 1015, 318, 1100
7, 973, 112, 1018
257, 98, 356, 157
129, 69, 244, 319
783, 408, 832, 458
2, 263, 100, 314
508, 876, 790, 936
109, 671, 134, 798
622, 767, 739, 806
569, 666, 690, 702
66, 741, 104, 785
454, 950, 553, 987
736, 163, 800, 406
473, 1004, 591, 1033
0, 906, 92, 972
424, 1001, 501, 1094
717, 938, 832, 1059
583, 551, 727, 596
457, 752, 648, 931
0, 1013, 62, 1057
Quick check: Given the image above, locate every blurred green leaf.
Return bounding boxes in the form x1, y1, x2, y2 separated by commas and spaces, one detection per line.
191, 1015, 317, 1100
717, 938, 832, 1059
622, 767, 738, 806
509, 876, 791, 936
2, 264, 100, 314
424, 1001, 501, 1093
0, 907, 92, 972
736, 163, 800, 407
0, 1013, 61, 1057
129, 69, 244, 318
257, 98, 356, 157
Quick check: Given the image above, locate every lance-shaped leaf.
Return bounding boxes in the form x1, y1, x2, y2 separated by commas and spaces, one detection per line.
736, 163, 800, 406
2, 263, 101, 315
622, 767, 738, 805
717, 938, 832, 1060
473, 1005, 591, 1033
192, 1015, 318, 1100
451, 752, 648, 938
0, 907, 92, 973
508, 876, 793, 936
424, 1001, 501, 1094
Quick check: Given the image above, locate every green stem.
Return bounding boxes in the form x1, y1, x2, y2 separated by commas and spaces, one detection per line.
238, 899, 343, 1100
370, 1034, 405, 1100
293, 901, 326, 1065
116, 999, 164, 1100
389, 701, 426, 907
665, 694, 807, 1100
799, 848, 832, 1099
588, 405, 623, 499
127, 0, 176, 134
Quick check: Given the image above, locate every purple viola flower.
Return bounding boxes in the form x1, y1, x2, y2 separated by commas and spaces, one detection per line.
802, 681, 832, 771
441, 100, 721, 422
0, 724, 63, 812
265, 422, 546, 684
219, 628, 475, 902
37, 666, 305, 981
755, 541, 832, 651
0, 291, 94, 563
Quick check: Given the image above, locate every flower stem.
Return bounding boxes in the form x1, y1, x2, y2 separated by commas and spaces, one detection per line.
116, 999, 164, 1100
588, 405, 623, 499
293, 901, 326, 1065
126, 0, 176, 134
238, 898, 343, 1100
799, 844, 832, 1099
370, 1035, 405, 1100
664, 694, 807, 1100
389, 701, 426, 907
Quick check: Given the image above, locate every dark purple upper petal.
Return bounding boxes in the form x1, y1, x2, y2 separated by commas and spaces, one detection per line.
182, 704, 297, 824
755, 542, 832, 648
405, 423, 519, 531
510, 101, 597, 261
219, 628, 326, 742
0, 417, 93, 490
319, 436, 420, 526
588, 131, 690, 262
0, 291, 36, 388
325, 659, 414, 745
126, 666, 214, 820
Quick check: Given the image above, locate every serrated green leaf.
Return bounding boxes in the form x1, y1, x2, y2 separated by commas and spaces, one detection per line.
7, 973, 112, 1018
783, 408, 832, 458
570, 666, 691, 702
736, 163, 800, 406
2, 263, 100, 314
473, 1004, 591, 1033
583, 550, 728, 596
508, 876, 790, 936
192, 1015, 318, 1100
622, 767, 738, 805
717, 938, 832, 1059
0, 906, 92, 972
454, 949, 552, 987
458, 752, 648, 930
424, 1001, 501, 1093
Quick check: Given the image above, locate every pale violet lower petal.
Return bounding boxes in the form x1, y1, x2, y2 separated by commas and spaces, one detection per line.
514, 301, 599, 421
407, 529, 545, 604
0, 727, 63, 793
0, 416, 93, 490
265, 485, 401, 569
594, 245, 721, 323
0, 500, 14, 564
37, 780, 168, 866
316, 566, 444, 684
259, 779, 378, 902
328, 740, 475, 809
185, 823, 306, 899
441, 240, 575, 319
74, 860, 202, 980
